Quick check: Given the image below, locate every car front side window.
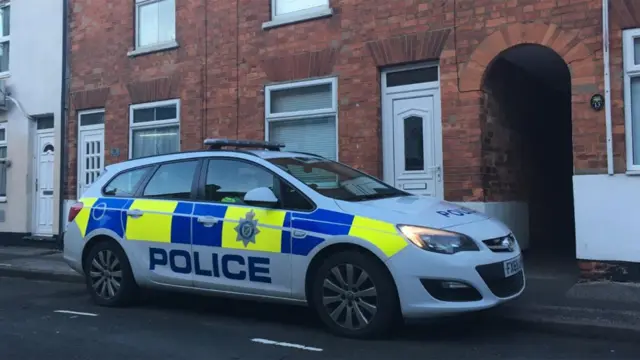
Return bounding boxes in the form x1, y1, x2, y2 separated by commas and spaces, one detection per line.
204, 159, 276, 205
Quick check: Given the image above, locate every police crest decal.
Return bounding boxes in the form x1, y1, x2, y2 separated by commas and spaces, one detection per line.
235, 210, 260, 247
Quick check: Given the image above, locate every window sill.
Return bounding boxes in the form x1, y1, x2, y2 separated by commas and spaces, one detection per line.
0, 71, 10, 79
0, 196, 6, 203
262, 7, 333, 30
127, 40, 179, 58
625, 170, 640, 176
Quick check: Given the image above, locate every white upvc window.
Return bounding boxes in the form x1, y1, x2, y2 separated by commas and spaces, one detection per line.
0, 3, 10, 76
623, 29, 640, 172
129, 99, 180, 159
265, 77, 338, 185
135, 0, 176, 50
0, 122, 7, 200
264, 0, 332, 29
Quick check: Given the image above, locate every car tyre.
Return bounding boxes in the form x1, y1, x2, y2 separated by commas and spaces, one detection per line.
310, 250, 401, 339
83, 241, 138, 307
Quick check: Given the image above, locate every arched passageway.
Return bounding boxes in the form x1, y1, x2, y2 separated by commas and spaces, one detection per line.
481, 43, 576, 261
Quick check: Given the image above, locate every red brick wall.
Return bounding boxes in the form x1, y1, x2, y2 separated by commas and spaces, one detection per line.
67, 0, 615, 203
609, 0, 640, 173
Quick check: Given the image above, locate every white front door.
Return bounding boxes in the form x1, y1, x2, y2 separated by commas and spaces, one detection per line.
78, 128, 105, 198
35, 132, 55, 235
382, 65, 443, 198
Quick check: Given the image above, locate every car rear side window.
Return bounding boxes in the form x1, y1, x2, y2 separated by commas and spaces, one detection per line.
103, 167, 150, 197
142, 160, 198, 200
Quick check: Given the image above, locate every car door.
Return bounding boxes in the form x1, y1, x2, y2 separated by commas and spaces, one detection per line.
124, 159, 201, 288
191, 157, 293, 298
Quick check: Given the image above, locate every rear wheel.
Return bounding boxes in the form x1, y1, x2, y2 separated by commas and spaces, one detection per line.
310, 251, 400, 339
83, 241, 138, 307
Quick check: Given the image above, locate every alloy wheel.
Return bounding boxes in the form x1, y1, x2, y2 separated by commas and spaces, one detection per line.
88, 249, 123, 300
321, 263, 378, 330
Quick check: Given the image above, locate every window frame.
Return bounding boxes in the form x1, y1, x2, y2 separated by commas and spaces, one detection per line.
134, 0, 176, 51
195, 156, 317, 213
623, 28, 640, 172
128, 99, 181, 160
78, 108, 105, 131
0, 2, 10, 77
265, 0, 333, 30
264, 77, 339, 161
137, 158, 202, 201
0, 121, 7, 201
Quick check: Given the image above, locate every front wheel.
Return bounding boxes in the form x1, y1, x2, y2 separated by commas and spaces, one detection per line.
83, 241, 138, 307
310, 251, 401, 339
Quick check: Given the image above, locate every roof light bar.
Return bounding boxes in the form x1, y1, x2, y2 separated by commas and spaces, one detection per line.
204, 138, 285, 151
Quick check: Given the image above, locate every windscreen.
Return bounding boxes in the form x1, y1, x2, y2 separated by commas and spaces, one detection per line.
267, 157, 409, 202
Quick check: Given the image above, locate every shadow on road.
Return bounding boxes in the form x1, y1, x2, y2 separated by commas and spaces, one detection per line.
136, 288, 512, 342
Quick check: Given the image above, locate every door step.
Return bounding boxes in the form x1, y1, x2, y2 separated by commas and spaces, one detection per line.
19, 235, 61, 250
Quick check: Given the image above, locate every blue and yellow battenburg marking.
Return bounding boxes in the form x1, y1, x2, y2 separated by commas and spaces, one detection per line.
75, 197, 408, 258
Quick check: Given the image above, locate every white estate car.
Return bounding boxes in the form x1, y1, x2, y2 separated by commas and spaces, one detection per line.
63, 139, 525, 339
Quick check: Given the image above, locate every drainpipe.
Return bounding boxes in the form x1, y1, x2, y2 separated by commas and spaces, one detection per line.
58, 0, 69, 247
603, 0, 614, 175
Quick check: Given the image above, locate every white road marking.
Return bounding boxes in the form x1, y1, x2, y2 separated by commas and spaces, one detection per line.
251, 338, 323, 352
0, 263, 12, 267
54, 310, 99, 317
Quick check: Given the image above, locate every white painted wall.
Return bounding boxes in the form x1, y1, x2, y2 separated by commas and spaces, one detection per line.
456, 201, 530, 249
573, 174, 640, 263
0, 0, 63, 235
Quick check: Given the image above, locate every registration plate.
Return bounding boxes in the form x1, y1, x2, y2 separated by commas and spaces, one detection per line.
503, 255, 523, 278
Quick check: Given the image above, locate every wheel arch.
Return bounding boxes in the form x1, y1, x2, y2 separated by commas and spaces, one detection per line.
303, 241, 399, 304
81, 234, 127, 273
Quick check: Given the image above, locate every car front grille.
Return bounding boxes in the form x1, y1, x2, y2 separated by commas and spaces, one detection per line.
475, 261, 525, 298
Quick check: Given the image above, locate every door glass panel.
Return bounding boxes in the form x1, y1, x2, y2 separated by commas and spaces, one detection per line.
42, 143, 54, 154
387, 67, 438, 87
404, 116, 424, 171
37, 116, 55, 130
79, 111, 105, 126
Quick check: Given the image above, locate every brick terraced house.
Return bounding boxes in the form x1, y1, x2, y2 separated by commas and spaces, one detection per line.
64, 0, 640, 282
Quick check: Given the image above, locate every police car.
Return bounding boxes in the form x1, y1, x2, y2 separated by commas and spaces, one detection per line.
63, 139, 525, 339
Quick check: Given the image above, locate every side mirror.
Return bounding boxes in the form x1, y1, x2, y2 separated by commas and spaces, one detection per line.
243, 187, 279, 207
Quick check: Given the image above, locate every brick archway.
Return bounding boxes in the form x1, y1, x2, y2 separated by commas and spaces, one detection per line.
459, 22, 597, 93
462, 22, 595, 258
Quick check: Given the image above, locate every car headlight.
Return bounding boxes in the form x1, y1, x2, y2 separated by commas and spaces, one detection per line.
396, 225, 479, 254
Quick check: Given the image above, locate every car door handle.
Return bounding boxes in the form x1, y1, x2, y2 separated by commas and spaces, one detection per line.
292, 230, 307, 239
127, 209, 143, 218
197, 216, 218, 227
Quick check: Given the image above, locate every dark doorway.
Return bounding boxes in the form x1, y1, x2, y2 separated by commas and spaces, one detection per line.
481, 44, 575, 264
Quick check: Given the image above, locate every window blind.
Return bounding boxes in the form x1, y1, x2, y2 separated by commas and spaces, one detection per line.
269, 116, 337, 185
270, 84, 332, 114
269, 116, 336, 159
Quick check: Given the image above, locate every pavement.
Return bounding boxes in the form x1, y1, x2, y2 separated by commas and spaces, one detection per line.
2, 245, 640, 345
1, 277, 639, 359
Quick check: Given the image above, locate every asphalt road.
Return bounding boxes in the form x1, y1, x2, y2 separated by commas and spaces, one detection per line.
0, 277, 638, 360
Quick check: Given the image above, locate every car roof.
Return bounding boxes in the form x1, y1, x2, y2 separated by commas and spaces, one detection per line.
102, 138, 329, 173
103, 148, 324, 173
